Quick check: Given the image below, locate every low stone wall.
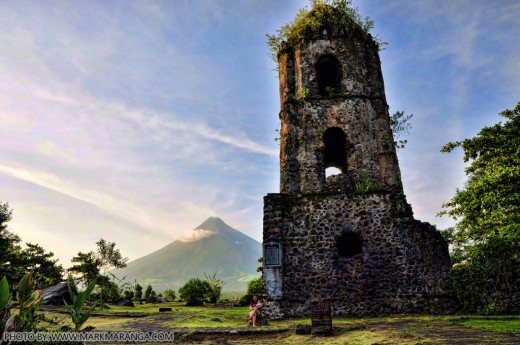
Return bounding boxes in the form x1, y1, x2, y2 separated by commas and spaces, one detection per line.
263, 191, 453, 318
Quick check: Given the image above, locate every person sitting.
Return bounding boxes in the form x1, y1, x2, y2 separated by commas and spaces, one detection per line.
245, 294, 263, 327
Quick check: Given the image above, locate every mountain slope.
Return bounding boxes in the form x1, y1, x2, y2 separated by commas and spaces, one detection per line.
112, 217, 261, 292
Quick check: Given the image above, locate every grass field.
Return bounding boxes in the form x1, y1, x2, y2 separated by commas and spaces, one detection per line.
34, 302, 520, 344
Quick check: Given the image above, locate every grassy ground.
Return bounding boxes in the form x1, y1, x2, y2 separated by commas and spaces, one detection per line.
35, 302, 520, 344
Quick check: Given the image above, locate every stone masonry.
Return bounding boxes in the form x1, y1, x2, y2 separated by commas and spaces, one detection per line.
263, 7, 452, 318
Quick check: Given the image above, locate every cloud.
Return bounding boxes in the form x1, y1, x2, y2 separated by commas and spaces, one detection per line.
178, 229, 217, 243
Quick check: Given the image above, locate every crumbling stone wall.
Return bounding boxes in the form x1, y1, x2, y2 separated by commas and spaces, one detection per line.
264, 191, 452, 317
264, 12, 452, 318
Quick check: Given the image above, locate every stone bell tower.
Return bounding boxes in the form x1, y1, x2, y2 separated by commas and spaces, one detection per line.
263, 6, 452, 318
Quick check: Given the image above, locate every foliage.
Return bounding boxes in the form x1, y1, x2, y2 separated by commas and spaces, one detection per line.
69, 239, 127, 308
256, 256, 263, 273
203, 272, 225, 303
0, 202, 22, 283
266, 0, 384, 64
439, 102, 520, 312
246, 276, 264, 296
123, 289, 134, 300
19, 243, 64, 289
449, 263, 484, 312
144, 285, 153, 300
0, 276, 13, 335
299, 87, 310, 99
0, 277, 11, 310
162, 289, 176, 302
65, 277, 97, 332
97, 280, 120, 303
14, 273, 44, 332
134, 283, 143, 299
95, 239, 129, 273
69, 239, 128, 285
68, 251, 101, 285
390, 110, 413, 150
325, 86, 338, 97
439, 102, 520, 243
178, 278, 210, 306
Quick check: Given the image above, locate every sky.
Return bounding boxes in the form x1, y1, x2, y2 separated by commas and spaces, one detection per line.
1, 0, 519, 267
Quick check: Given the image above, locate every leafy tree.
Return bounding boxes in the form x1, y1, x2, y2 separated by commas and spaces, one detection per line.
95, 239, 128, 273
0, 202, 22, 283
68, 251, 101, 285
97, 280, 120, 303
247, 276, 264, 296
162, 289, 176, 302
439, 102, 520, 244
19, 243, 63, 288
134, 283, 143, 299
144, 285, 153, 300
0, 203, 63, 286
439, 101, 520, 311
68, 239, 127, 307
178, 278, 210, 306
123, 289, 134, 300
203, 272, 224, 303
390, 111, 413, 150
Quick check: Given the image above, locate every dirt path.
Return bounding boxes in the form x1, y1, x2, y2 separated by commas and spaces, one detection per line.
95, 314, 520, 344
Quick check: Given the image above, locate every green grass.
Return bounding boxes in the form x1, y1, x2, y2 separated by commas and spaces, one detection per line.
449, 316, 520, 333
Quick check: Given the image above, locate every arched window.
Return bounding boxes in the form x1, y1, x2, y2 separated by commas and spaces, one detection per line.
337, 232, 362, 258
323, 127, 347, 175
316, 54, 342, 96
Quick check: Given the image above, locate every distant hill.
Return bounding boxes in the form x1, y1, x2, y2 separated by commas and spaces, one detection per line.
111, 217, 262, 292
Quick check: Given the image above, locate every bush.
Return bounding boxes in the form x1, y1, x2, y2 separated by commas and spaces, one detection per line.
235, 276, 265, 307
163, 289, 176, 302
450, 262, 483, 312
178, 278, 210, 306
247, 276, 264, 296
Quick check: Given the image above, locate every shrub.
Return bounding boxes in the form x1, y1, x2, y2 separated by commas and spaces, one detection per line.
204, 272, 224, 303
247, 276, 264, 296
178, 278, 210, 306
163, 289, 176, 302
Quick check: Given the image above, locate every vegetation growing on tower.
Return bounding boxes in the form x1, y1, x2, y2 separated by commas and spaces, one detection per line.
266, 0, 386, 63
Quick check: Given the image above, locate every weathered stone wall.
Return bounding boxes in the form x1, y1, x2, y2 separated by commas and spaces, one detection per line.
265, 12, 453, 319
279, 35, 401, 194
263, 191, 452, 317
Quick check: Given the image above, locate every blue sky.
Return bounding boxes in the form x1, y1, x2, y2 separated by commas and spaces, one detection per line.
1, 0, 519, 266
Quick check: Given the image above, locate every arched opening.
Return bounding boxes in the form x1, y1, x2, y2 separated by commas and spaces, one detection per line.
337, 232, 362, 258
325, 167, 342, 178
316, 54, 342, 96
323, 127, 347, 174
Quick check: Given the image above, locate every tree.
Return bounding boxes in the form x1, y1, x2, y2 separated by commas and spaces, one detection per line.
0, 202, 22, 283
0, 203, 63, 286
162, 289, 176, 302
439, 102, 520, 243
144, 285, 153, 300
390, 111, 413, 150
439, 101, 520, 311
68, 252, 101, 285
203, 272, 224, 303
95, 239, 128, 274
178, 278, 210, 306
18, 243, 64, 288
68, 239, 128, 307
246, 277, 264, 296
134, 283, 143, 299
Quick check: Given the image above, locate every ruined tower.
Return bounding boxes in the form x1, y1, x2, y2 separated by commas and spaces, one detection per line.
263, 5, 452, 318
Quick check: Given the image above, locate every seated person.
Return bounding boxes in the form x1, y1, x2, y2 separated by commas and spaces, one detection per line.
245, 294, 263, 327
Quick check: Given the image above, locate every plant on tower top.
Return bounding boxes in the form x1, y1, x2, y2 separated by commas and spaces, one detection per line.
266, 0, 386, 63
